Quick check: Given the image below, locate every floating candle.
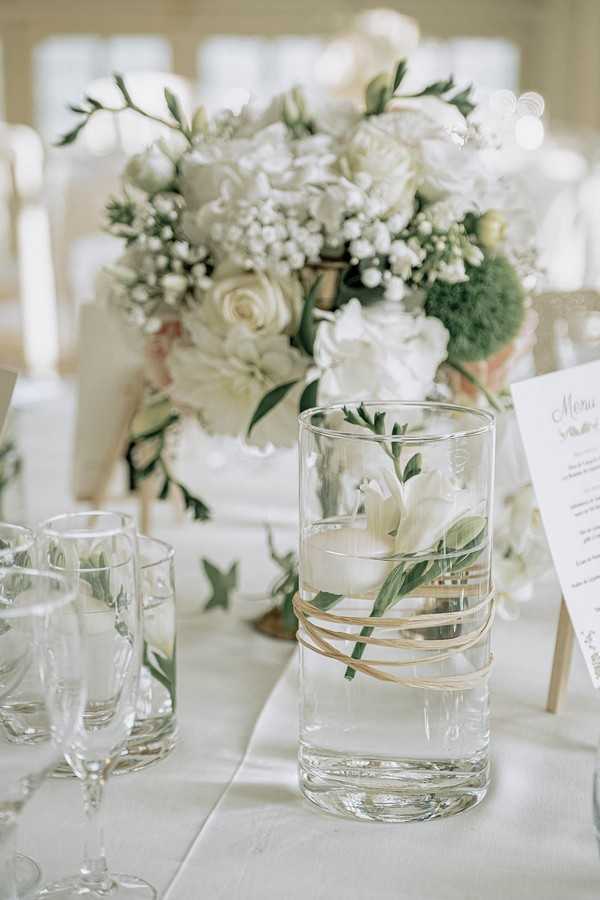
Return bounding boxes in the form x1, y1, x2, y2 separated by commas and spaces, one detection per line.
302, 526, 394, 597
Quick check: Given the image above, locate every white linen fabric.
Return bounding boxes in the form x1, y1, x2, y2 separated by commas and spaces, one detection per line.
14, 382, 600, 898
163, 591, 600, 900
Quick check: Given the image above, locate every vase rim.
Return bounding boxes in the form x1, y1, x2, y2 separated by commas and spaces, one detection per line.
298, 400, 495, 444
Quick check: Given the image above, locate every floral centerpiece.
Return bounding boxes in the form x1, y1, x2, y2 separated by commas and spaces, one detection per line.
62, 61, 539, 629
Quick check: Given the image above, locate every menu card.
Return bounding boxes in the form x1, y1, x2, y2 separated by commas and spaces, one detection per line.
512, 359, 600, 687
74, 304, 144, 501
0, 368, 17, 439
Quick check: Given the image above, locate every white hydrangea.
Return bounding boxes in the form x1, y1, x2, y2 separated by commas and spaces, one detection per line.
314, 298, 449, 404
168, 317, 309, 448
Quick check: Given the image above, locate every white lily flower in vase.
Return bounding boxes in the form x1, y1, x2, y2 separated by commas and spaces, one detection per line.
303, 462, 476, 600
144, 598, 176, 660
363, 467, 475, 554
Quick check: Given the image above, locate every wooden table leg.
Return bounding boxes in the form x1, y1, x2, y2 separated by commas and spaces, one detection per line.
546, 596, 574, 714
138, 477, 154, 536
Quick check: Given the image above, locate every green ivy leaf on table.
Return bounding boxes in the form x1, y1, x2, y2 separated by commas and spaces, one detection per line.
202, 559, 239, 612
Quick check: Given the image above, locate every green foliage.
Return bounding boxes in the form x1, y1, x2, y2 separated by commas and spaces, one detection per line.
143, 642, 176, 710
56, 73, 193, 148
345, 518, 487, 680
342, 403, 412, 483
424, 254, 525, 363
295, 275, 322, 355
127, 398, 211, 522
299, 379, 319, 413
365, 60, 408, 115
364, 58, 475, 119
411, 75, 476, 117
265, 526, 299, 633
246, 380, 298, 438
203, 559, 239, 611
106, 197, 136, 228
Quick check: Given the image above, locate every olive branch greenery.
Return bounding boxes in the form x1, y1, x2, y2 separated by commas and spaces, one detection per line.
310, 403, 487, 680
365, 59, 476, 118
127, 395, 211, 522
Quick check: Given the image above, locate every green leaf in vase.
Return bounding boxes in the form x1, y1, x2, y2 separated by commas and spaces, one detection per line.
401, 452, 422, 484
143, 642, 176, 710
344, 514, 487, 681
311, 591, 343, 611
443, 515, 486, 551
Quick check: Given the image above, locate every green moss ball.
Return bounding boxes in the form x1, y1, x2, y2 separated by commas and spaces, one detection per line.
424, 255, 525, 363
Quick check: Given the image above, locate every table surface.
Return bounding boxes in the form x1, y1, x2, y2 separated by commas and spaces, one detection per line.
13, 382, 600, 899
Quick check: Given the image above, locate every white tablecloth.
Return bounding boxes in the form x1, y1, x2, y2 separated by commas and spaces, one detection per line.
12, 383, 600, 898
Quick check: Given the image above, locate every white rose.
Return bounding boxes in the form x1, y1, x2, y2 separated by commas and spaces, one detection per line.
386, 95, 467, 135
419, 139, 480, 203
203, 267, 302, 336
168, 319, 309, 448
124, 145, 176, 194
237, 89, 360, 140
340, 119, 417, 219
314, 298, 448, 405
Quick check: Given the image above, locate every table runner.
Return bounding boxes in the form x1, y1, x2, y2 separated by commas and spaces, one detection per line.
166, 587, 600, 900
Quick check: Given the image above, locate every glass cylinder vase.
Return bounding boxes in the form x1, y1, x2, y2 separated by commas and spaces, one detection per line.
115, 534, 177, 773
296, 401, 495, 822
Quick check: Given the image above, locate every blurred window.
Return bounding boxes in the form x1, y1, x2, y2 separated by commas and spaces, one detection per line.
197, 35, 324, 112
406, 37, 520, 98
32, 35, 172, 143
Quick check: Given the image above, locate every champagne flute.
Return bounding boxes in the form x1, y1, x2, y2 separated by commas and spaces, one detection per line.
0, 522, 45, 898
35, 511, 156, 900
0, 565, 84, 900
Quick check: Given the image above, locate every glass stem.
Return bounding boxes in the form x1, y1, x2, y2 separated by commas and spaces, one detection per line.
80, 773, 112, 890
0, 812, 17, 900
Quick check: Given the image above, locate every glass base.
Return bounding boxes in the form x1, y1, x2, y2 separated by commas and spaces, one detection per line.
17, 853, 41, 897
37, 874, 156, 899
115, 720, 177, 775
51, 720, 177, 777
299, 743, 489, 823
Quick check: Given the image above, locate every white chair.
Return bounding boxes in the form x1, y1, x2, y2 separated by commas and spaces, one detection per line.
0, 122, 59, 376
532, 289, 600, 375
